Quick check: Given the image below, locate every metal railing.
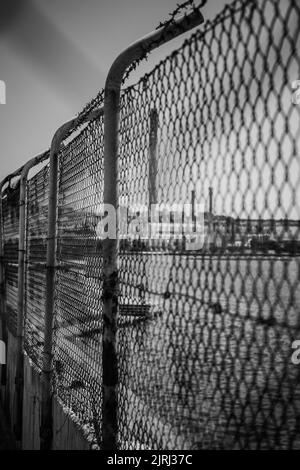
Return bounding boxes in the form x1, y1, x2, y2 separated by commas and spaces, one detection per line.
0, 0, 300, 450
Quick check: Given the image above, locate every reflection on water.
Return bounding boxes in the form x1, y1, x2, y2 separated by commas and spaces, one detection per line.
118, 255, 300, 449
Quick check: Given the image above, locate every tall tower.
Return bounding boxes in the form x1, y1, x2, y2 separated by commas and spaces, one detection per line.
209, 186, 213, 214
191, 189, 196, 226
206, 186, 214, 250
149, 109, 158, 208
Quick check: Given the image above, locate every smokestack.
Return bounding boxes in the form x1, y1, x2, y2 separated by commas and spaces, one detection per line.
209, 186, 213, 214
149, 109, 158, 208
191, 190, 196, 224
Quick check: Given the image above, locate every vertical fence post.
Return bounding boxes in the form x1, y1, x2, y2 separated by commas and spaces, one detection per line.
102, 86, 119, 451
14, 152, 49, 444
41, 109, 103, 450
102, 9, 204, 450
41, 119, 76, 451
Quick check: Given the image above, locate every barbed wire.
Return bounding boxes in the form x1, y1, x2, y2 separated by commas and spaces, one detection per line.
121, 0, 207, 85
75, 0, 207, 127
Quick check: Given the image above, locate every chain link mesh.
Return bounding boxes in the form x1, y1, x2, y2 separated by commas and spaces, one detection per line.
1, 0, 300, 451
52, 116, 104, 444
2, 181, 20, 336
117, 0, 300, 450
24, 163, 50, 368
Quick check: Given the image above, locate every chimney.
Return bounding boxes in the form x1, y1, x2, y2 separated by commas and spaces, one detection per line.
149, 109, 158, 208
209, 186, 213, 214
191, 190, 196, 227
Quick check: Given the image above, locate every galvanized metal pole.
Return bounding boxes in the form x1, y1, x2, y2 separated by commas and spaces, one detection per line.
103, 8, 204, 450
14, 151, 49, 443
41, 107, 104, 450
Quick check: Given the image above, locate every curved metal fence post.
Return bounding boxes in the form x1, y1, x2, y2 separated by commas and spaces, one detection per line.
14, 151, 49, 443
103, 8, 204, 450
41, 107, 104, 450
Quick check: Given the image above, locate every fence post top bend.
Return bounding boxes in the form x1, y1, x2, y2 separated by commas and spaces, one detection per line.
105, 8, 204, 92
20, 151, 49, 182
0, 148, 49, 195
0, 168, 22, 193
49, 107, 104, 156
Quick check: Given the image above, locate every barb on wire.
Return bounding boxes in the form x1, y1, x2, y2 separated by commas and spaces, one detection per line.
76, 0, 207, 125
121, 0, 206, 85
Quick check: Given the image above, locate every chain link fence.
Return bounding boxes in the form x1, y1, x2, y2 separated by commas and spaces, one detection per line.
117, 0, 300, 449
2, 181, 20, 337
25, 163, 50, 368
53, 117, 104, 444
0, 0, 300, 450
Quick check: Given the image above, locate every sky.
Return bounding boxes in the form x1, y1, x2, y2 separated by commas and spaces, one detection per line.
0, 0, 229, 181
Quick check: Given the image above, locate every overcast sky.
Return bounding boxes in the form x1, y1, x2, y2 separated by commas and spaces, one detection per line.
0, 0, 230, 181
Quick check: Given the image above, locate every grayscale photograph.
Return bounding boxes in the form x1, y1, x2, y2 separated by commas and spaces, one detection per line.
0, 0, 299, 457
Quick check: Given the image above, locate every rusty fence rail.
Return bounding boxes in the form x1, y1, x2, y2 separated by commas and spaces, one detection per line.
1, 0, 300, 450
